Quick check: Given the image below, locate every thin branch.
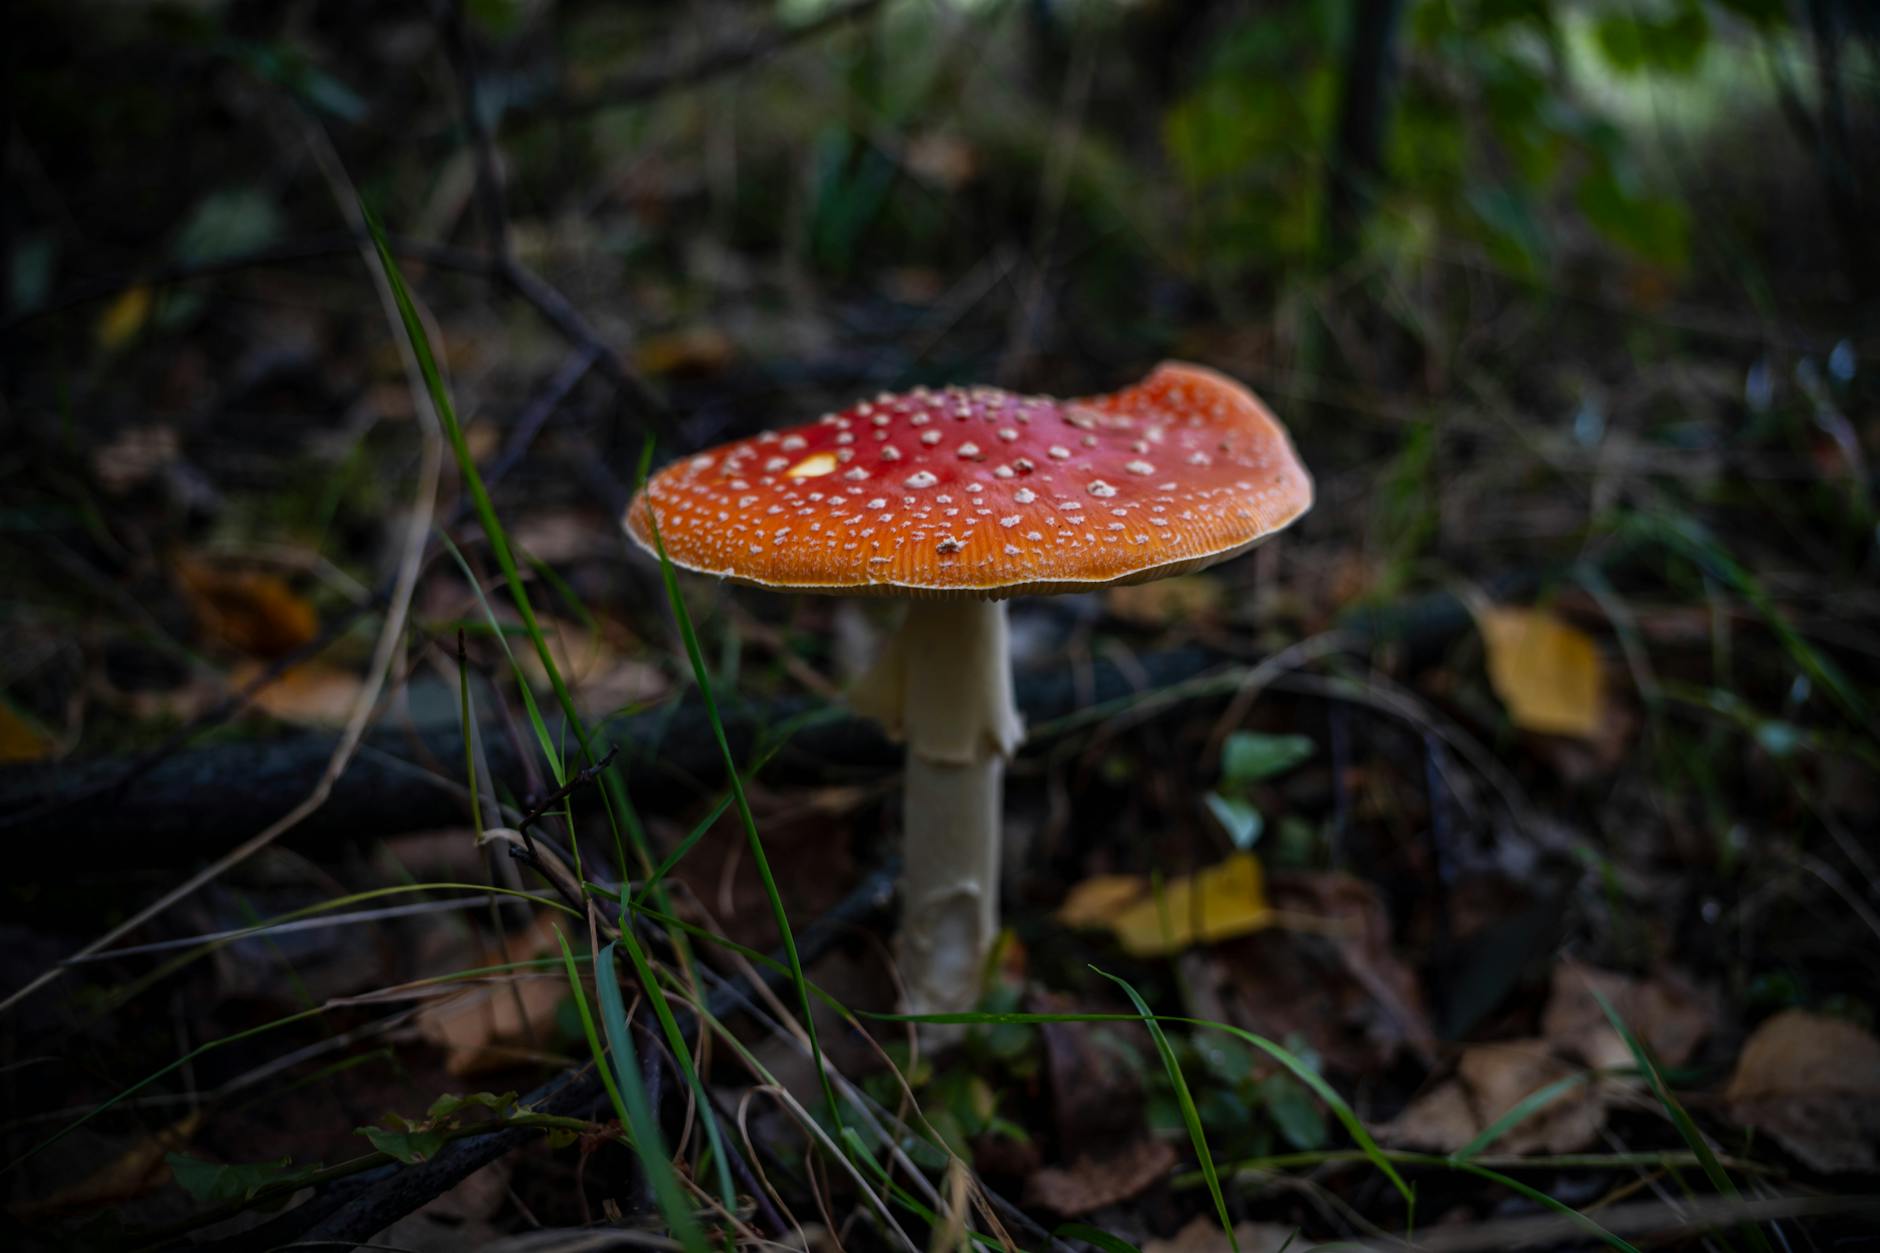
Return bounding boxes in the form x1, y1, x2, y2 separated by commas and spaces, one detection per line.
0, 126, 448, 1017
506, 0, 885, 128
0, 340, 596, 840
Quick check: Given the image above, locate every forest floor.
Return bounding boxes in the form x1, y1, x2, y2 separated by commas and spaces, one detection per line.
4, 3, 1879, 1251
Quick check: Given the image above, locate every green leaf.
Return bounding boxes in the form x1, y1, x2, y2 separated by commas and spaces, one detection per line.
172, 188, 282, 266
1259, 1073, 1328, 1151
1592, 4, 1709, 77
426, 1091, 519, 1122
166, 1154, 314, 1205
1220, 732, 1315, 788
359, 1123, 450, 1164
1205, 791, 1264, 849
1576, 164, 1689, 269
1713, 0, 1785, 28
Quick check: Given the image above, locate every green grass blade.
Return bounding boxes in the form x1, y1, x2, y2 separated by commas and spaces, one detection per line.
1586, 981, 1772, 1253
1627, 512, 1869, 726
1197, 1020, 1412, 1207
1056, 1223, 1144, 1253
592, 940, 709, 1251
633, 705, 840, 907
610, 918, 738, 1214
456, 632, 486, 835
554, 925, 631, 1128
635, 441, 839, 1124
1451, 1070, 1594, 1163
1441, 1158, 1642, 1253
1093, 968, 1237, 1253
363, 202, 659, 890
440, 531, 564, 785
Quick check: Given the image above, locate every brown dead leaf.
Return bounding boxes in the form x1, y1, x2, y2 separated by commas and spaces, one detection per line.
12, 1111, 202, 1219
1385, 1041, 1606, 1156
1278, 872, 1437, 1065
1055, 875, 1150, 929
1025, 1138, 1176, 1216
509, 615, 664, 716
0, 702, 57, 762
1144, 1214, 1308, 1253
635, 325, 734, 377
417, 913, 568, 1076
1037, 990, 1147, 1148
1542, 961, 1712, 1071
1105, 576, 1224, 628
178, 558, 318, 658
1477, 606, 1604, 739
511, 508, 614, 566
93, 422, 180, 494
905, 132, 978, 190
229, 659, 364, 726
1724, 1009, 1880, 1173
1207, 872, 1434, 1074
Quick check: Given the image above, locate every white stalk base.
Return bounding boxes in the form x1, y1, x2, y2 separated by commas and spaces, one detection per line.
851, 599, 1023, 1017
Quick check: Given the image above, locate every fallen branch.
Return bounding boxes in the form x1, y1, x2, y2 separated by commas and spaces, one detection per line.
4, 576, 1528, 873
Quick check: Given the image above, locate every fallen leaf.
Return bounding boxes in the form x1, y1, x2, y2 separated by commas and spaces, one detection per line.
1206, 872, 1435, 1074
178, 558, 318, 658
1025, 1138, 1176, 1216
1724, 1009, 1880, 1173
1055, 875, 1150, 929
96, 283, 153, 350
1542, 961, 1712, 1071
634, 325, 734, 377
1143, 1214, 1308, 1253
1385, 1040, 1606, 1156
1059, 853, 1272, 958
92, 423, 180, 494
0, 702, 57, 762
1106, 576, 1223, 627
11, 1111, 202, 1218
904, 131, 978, 190
230, 660, 364, 726
1037, 990, 1149, 1148
509, 615, 662, 711
1477, 606, 1604, 738
417, 913, 568, 1076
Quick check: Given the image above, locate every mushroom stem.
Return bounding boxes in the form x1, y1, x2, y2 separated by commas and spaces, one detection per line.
851, 598, 1023, 1016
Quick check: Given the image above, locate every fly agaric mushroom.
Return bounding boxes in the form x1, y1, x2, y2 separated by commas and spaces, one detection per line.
625, 362, 1311, 1015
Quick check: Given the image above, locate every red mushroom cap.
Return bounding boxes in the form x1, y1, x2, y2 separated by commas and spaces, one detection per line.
624, 361, 1312, 597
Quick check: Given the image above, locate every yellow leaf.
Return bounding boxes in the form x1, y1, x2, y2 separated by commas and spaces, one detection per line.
634, 325, 733, 377
14, 1111, 202, 1218
0, 702, 56, 762
1059, 853, 1273, 958
230, 660, 364, 726
177, 558, 319, 658
1478, 606, 1604, 739
1055, 874, 1150, 928
97, 284, 154, 350
1105, 575, 1223, 627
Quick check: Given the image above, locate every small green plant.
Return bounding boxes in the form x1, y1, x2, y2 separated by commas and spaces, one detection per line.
1205, 730, 1317, 850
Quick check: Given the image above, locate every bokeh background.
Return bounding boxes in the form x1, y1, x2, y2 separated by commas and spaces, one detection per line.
4, 1, 1880, 1249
